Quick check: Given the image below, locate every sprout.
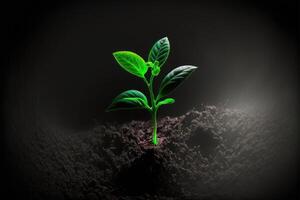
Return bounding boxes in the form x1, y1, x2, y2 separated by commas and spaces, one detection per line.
107, 37, 197, 145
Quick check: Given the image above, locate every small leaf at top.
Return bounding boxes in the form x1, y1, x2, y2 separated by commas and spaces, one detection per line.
157, 65, 197, 100
113, 51, 148, 78
148, 37, 170, 68
157, 98, 175, 108
151, 64, 161, 76
106, 90, 150, 111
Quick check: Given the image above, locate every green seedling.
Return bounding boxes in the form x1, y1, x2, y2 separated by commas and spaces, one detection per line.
106, 37, 197, 145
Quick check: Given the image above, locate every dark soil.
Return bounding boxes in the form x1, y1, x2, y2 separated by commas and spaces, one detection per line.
10, 105, 299, 200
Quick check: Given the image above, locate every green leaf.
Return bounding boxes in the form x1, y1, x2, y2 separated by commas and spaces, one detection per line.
148, 37, 170, 68
157, 65, 197, 100
157, 98, 175, 108
106, 90, 150, 111
113, 51, 148, 78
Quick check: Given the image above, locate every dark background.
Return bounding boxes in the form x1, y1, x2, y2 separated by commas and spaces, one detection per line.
1, 0, 299, 199
2, 0, 299, 128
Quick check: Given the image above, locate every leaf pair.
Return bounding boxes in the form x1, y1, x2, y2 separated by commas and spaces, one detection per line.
106, 90, 176, 111
106, 64, 196, 112
112, 37, 170, 79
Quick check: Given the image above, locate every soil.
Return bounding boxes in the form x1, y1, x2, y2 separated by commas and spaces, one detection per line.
9, 105, 299, 200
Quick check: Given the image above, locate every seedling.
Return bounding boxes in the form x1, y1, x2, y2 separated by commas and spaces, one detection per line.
107, 37, 197, 145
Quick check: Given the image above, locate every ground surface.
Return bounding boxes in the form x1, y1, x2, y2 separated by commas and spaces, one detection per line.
9, 105, 299, 200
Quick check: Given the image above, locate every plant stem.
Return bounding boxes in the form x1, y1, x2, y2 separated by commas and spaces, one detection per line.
152, 108, 158, 145
144, 75, 158, 145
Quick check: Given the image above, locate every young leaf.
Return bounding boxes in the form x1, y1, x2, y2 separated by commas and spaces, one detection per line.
106, 90, 150, 111
113, 51, 148, 78
148, 37, 170, 68
151, 64, 161, 76
157, 98, 175, 108
157, 65, 197, 100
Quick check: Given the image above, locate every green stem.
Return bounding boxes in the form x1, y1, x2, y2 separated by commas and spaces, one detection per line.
152, 108, 158, 145
144, 75, 158, 145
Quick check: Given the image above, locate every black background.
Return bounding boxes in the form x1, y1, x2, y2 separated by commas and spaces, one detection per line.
1, 0, 299, 199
